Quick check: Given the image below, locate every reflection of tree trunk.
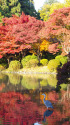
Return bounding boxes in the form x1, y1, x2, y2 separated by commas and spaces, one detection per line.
66, 84, 70, 99
7, 79, 10, 85
63, 84, 70, 101
59, 84, 70, 102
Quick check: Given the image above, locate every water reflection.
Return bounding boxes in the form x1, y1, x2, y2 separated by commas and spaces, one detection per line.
0, 73, 69, 125
0, 73, 58, 92
43, 109, 53, 122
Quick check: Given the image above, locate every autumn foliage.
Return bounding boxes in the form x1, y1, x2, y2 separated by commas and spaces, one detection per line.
0, 11, 60, 60
0, 7, 70, 61
0, 92, 43, 125
0, 90, 69, 125
39, 7, 70, 55
0, 13, 45, 58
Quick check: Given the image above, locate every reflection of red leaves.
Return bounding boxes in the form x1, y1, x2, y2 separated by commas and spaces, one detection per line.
0, 83, 5, 91
0, 92, 42, 125
48, 91, 59, 102
0, 90, 69, 125
47, 90, 70, 125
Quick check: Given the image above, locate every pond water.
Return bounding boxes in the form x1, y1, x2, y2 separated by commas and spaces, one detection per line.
0, 73, 70, 125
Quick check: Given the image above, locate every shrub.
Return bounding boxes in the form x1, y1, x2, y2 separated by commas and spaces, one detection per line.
0, 64, 5, 71
25, 59, 39, 68
60, 56, 68, 65
40, 59, 48, 66
55, 55, 63, 60
47, 59, 60, 72
9, 60, 21, 71
21, 54, 37, 68
55, 55, 68, 65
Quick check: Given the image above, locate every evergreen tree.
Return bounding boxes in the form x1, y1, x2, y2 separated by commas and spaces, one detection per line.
0, 0, 40, 22
19, 0, 40, 19
0, 0, 21, 17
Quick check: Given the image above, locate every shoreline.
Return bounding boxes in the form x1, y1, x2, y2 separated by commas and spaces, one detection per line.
0, 66, 57, 75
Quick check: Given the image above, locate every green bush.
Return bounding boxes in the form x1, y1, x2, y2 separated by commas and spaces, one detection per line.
9, 60, 21, 71
0, 64, 5, 71
25, 59, 39, 68
40, 59, 48, 66
21, 54, 37, 68
60, 57, 68, 65
55, 55, 68, 65
55, 55, 63, 60
47, 59, 60, 72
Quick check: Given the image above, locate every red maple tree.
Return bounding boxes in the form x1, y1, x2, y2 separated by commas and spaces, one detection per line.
0, 13, 45, 60
39, 7, 70, 55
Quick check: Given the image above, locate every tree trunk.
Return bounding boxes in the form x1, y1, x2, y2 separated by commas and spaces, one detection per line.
7, 58, 10, 66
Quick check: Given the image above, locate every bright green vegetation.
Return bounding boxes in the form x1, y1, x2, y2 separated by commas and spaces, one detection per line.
0, 0, 40, 22
26, 59, 39, 68
0, 72, 68, 90
47, 59, 60, 72
40, 59, 48, 66
21, 54, 38, 68
46, 74, 58, 87
60, 84, 67, 90
39, 0, 70, 21
0, 64, 5, 71
47, 55, 68, 72
21, 76, 39, 89
55, 55, 68, 65
8, 73, 21, 85
1, 54, 68, 74
9, 60, 21, 71
40, 74, 57, 88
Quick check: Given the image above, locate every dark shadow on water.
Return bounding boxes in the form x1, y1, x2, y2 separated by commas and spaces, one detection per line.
34, 109, 53, 125
43, 109, 53, 122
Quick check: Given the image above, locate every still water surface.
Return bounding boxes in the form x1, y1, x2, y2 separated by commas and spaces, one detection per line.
0, 73, 70, 125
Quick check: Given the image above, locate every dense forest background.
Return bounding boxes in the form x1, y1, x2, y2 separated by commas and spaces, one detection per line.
0, 0, 40, 21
